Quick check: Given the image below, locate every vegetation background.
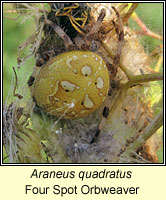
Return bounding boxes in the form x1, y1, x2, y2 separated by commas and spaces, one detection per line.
3, 3, 163, 162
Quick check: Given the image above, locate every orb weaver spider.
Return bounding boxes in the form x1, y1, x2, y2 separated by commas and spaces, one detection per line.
28, 3, 124, 144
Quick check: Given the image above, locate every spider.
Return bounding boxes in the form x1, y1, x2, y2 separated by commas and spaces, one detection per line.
27, 3, 124, 144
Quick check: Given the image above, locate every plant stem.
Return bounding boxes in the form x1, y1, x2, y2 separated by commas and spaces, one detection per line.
132, 13, 163, 41
123, 72, 163, 91
121, 109, 163, 158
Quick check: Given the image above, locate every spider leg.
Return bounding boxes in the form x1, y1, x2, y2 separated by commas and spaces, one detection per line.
27, 65, 42, 97
28, 53, 48, 88
91, 7, 124, 144
44, 19, 74, 50
111, 6, 124, 71
90, 97, 110, 144
12, 67, 23, 99
86, 8, 106, 45
90, 80, 119, 144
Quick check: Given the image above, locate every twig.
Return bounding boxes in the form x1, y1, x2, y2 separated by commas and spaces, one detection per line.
123, 72, 163, 90
121, 3, 139, 24
12, 67, 23, 99
154, 56, 163, 72
132, 13, 163, 41
121, 109, 163, 158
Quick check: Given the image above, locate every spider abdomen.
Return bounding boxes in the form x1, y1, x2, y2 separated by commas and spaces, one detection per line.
33, 51, 109, 118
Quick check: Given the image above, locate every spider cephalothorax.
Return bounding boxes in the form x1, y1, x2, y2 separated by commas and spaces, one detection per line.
28, 3, 124, 143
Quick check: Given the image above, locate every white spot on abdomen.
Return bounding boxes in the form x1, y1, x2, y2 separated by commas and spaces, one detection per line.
96, 77, 104, 89
81, 65, 92, 76
73, 55, 78, 60
87, 81, 92, 87
61, 81, 76, 92
83, 94, 94, 108
66, 56, 73, 68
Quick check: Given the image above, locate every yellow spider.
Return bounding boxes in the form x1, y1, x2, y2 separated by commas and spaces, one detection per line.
28, 3, 124, 144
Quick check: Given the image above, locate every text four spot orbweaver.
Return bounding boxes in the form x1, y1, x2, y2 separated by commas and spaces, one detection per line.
28, 3, 124, 143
